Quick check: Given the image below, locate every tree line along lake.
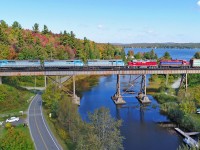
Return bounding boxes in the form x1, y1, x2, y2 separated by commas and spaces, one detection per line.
78, 48, 200, 150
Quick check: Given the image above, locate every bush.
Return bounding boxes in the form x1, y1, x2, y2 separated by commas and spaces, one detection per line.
5, 123, 12, 129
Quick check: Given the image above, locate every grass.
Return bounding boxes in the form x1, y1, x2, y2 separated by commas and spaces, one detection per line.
43, 108, 69, 150
0, 92, 35, 122
0, 124, 34, 149
147, 75, 162, 94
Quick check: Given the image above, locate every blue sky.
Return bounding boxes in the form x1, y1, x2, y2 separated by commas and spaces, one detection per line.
1, 0, 200, 43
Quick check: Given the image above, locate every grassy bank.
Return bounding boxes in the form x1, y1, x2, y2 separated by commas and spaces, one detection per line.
147, 74, 200, 132
0, 124, 34, 149
0, 84, 35, 149
0, 84, 34, 118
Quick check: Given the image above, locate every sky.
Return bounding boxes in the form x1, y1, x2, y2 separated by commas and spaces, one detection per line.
0, 0, 200, 43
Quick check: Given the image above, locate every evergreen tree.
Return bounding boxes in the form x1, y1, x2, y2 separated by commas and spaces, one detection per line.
17, 31, 24, 49
194, 51, 200, 59
0, 27, 9, 45
42, 25, 49, 34
0, 44, 10, 59
60, 30, 69, 46
32, 23, 39, 33
12, 21, 22, 29
163, 51, 171, 60
69, 31, 76, 49
83, 37, 91, 61
0, 20, 8, 28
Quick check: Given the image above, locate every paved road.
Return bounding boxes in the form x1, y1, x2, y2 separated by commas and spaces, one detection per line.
28, 93, 62, 150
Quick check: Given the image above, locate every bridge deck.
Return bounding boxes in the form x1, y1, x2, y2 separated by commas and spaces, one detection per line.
0, 68, 200, 76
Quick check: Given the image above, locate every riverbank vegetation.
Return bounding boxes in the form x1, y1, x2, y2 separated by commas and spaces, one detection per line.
42, 83, 124, 150
145, 52, 200, 133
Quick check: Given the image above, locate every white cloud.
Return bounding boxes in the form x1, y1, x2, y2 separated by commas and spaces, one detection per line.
97, 24, 103, 29
197, 0, 200, 6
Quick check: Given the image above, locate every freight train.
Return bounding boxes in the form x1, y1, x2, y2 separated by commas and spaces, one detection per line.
0, 59, 200, 70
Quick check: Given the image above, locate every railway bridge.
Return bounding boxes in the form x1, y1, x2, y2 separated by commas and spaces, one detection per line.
0, 68, 199, 105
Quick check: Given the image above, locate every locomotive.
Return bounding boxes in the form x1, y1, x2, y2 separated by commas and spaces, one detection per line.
0, 59, 200, 70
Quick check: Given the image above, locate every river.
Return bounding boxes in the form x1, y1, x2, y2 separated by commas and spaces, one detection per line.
78, 48, 200, 150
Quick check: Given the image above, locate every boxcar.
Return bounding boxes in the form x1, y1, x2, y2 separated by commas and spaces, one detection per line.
44, 60, 84, 68
190, 59, 200, 67
127, 60, 158, 68
159, 59, 190, 68
87, 59, 125, 67
0, 60, 41, 69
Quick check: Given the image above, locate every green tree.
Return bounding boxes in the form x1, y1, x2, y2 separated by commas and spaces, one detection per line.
42, 25, 49, 34
0, 20, 8, 28
60, 30, 70, 46
12, 21, 22, 29
42, 84, 61, 109
0, 128, 34, 150
88, 107, 124, 150
194, 51, 200, 59
83, 37, 91, 61
134, 52, 143, 59
16, 31, 25, 49
0, 27, 9, 45
0, 44, 10, 59
69, 31, 76, 49
32, 23, 39, 33
162, 51, 171, 59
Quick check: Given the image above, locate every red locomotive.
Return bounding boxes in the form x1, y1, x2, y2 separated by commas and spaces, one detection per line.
128, 60, 158, 68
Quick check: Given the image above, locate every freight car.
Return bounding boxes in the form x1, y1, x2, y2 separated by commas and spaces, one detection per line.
0, 60, 41, 69
159, 59, 190, 68
190, 59, 200, 68
127, 60, 158, 68
44, 60, 84, 69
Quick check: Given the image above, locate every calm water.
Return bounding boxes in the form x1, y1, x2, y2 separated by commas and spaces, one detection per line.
125, 48, 200, 61
78, 48, 200, 150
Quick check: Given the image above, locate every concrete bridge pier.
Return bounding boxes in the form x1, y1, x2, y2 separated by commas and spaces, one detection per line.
0, 77, 2, 84
140, 74, 146, 95
137, 74, 151, 104
112, 74, 126, 105
72, 75, 80, 105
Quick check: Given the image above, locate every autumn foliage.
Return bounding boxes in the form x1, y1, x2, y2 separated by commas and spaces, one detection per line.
0, 20, 124, 61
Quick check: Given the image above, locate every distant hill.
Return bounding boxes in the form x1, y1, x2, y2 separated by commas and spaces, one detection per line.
115, 43, 200, 49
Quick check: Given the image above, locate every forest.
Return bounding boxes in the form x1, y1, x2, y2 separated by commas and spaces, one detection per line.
0, 20, 124, 62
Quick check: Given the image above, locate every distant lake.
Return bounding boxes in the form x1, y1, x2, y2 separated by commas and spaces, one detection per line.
125, 48, 200, 60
